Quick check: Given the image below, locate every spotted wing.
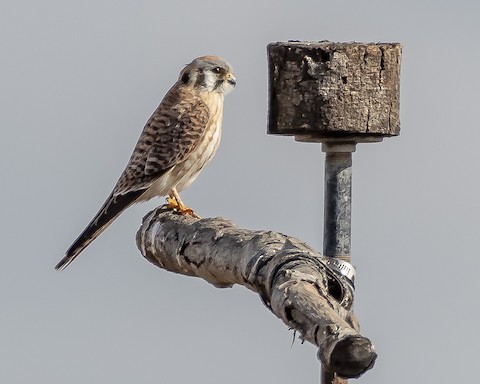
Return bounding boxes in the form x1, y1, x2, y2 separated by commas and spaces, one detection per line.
114, 85, 210, 195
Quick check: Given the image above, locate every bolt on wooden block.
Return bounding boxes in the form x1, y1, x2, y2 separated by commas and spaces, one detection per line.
267, 41, 402, 142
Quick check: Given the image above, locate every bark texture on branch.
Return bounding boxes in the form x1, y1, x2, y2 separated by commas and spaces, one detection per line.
136, 207, 376, 379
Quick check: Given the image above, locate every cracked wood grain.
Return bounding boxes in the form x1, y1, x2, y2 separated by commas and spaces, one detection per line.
268, 41, 401, 139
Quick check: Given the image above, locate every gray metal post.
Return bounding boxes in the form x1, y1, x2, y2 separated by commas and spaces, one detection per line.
321, 142, 355, 384
322, 143, 355, 262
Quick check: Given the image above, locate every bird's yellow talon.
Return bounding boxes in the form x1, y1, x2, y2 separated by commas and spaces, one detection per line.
181, 208, 201, 219
166, 197, 179, 210
165, 195, 201, 218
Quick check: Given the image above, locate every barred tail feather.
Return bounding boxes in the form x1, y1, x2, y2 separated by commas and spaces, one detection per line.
55, 190, 146, 271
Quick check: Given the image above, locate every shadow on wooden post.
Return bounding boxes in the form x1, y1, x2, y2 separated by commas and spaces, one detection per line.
267, 40, 402, 383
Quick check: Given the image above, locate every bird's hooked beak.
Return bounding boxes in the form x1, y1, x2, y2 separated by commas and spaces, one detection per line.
226, 73, 236, 87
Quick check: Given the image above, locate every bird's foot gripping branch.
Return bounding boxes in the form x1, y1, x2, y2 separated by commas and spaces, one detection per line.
136, 207, 377, 379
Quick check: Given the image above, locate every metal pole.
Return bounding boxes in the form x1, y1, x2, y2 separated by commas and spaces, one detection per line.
322, 142, 355, 262
321, 141, 356, 384
321, 367, 344, 384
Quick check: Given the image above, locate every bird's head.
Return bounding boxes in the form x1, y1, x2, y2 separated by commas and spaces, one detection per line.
179, 56, 236, 95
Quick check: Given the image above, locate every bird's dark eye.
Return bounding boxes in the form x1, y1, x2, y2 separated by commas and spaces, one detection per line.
181, 72, 190, 83
212, 67, 222, 74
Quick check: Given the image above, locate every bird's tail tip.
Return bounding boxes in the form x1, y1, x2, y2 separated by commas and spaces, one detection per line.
54, 254, 75, 271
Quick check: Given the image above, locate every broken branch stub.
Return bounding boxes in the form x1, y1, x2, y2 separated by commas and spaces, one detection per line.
136, 207, 377, 379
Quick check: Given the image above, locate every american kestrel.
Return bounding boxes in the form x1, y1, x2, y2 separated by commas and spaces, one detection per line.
55, 56, 236, 270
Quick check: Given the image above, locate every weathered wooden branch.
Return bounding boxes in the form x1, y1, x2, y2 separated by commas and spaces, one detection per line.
136, 207, 377, 379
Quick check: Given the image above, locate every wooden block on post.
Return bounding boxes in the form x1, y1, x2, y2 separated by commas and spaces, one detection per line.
267, 41, 401, 142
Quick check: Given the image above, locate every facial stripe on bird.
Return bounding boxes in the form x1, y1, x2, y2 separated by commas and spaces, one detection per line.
196, 71, 206, 88
213, 78, 224, 91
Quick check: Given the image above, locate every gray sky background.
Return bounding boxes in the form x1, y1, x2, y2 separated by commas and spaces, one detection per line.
2, 0, 479, 383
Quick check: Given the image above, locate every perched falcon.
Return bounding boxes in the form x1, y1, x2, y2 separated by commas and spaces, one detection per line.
55, 56, 236, 271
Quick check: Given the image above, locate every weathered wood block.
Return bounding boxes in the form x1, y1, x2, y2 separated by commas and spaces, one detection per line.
267, 41, 402, 140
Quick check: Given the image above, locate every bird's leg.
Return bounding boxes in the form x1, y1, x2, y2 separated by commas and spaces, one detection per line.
166, 189, 201, 219
166, 191, 180, 211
